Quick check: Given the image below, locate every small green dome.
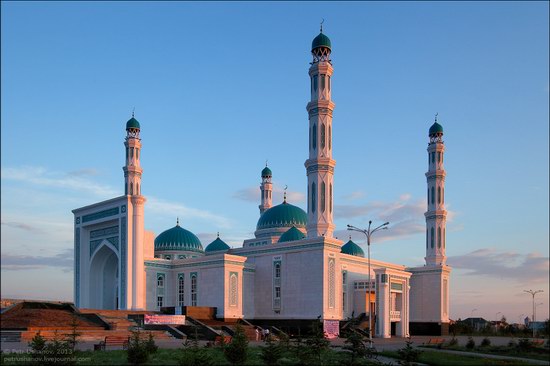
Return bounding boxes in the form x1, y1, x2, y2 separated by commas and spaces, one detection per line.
278, 226, 306, 243
256, 201, 307, 231
261, 166, 272, 177
154, 223, 203, 253
205, 237, 230, 252
429, 122, 443, 135
312, 32, 331, 51
126, 117, 140, 130
341, 240, 365, 257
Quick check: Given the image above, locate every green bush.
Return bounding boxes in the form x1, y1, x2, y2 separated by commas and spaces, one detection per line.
223, 324, 249, 365
480, 337, 491, 347
447, 337, 458, 347
517, 338, 532, 352
260, 335, 283, 366
127, 330, 149, 365
145, 332, 158, 354
29, 332, 47, 365
465, 337, 475, 349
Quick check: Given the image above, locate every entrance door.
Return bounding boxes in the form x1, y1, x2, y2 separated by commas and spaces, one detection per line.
391, 322, 397, 336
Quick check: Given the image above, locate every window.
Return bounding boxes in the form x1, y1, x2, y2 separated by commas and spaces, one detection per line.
328, 125, 332, 150
321, 123, 326, 149
443, 228, 446, 248
438, 227, 441, 248
179, 255, 185, 259
430, 227, 434, 248
438, 187, 441, 204
431, 187, 435, 204
431, 152, 435, 164
191, 274, 197, 306
321, 74, 325, 90
275, 263, 281, 278
229, 273, 238, 307
342, 271, 347, 312
157, 275, 164, 288
313, 75, 318, 91
312, 124, 317, 149
157, 296, 163, 308
321, 182, 326, 213
311, 182, 316, 213
328, 76, 331, 91
426, 228, 428, 249
130, 183, 133, 195
275, 286, 281, 298
178, 275, 184, 306
330, 183, 333, 213
131, 147, 134, 158
126, 148, 129, 160
273, 260, 282, 310
442, 188, 444, 203
437, 152, 441, 162
165, 255, 171, 260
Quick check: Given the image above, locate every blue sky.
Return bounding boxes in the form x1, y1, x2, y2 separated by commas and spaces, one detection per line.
1, 1, 548, 322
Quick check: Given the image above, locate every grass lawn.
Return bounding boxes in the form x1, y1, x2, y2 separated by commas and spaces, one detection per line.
0, 346, 381, 365
419, 344, 550, 361
380, 350, 534, 366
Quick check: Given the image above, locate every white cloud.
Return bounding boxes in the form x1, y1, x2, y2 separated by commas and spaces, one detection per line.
341, 191, 365, 201
146, 197, 232, 229
233, 185, 305, 204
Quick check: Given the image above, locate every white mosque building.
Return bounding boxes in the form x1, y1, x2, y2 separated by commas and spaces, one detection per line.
73, 30, 451, 337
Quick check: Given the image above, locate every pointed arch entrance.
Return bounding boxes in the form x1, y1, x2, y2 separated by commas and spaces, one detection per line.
89, 242, 119, 309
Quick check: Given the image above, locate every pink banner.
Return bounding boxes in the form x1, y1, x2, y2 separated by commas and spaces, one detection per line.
144, 314, 186, 325
323, 320, 340, 339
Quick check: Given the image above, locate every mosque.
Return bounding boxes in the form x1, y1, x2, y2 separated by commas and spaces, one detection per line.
73, 30, 451, 337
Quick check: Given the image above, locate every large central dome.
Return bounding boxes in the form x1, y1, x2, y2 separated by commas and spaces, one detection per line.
256, 201, 307, 231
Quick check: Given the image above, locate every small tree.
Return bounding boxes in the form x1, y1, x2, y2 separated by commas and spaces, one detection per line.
29, 332, 46, 365
465, 337, 475, 349
179, 326, 214, 366
447, 337, 458, 347
304, 320, 330, 365
65, 314, 81, 352
44, 331, 75, 366
224, 324, 249, 365
127, 330, 149, 365
517, 338, 532, 352
342, 330, 368, 364
145, 332, 158, 354
480, 338, 491, 347
260, 334, 283, 366
396, 337, 422, 366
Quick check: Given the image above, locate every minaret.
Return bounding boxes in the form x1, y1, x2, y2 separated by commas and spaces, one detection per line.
305, 25, 336, 238
259, 164, 273, 214
123, 113, 143, 196
425, 114, 447, 266
123, 114, 146, 309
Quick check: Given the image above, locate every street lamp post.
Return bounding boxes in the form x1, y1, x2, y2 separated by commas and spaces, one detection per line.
534, 302, 544, 337
524, 290, 543, 338
495, 311, 501, 334
347, 220, 389, 346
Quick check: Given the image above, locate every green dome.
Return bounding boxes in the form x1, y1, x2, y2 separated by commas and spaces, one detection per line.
312, 32, 331, 51
205, 237, 230, 252
429, 122, 443, 135
126, 117, 140, 130
261, 166, 272, 177
278, 226, 306, 243
256, 201, 307, 231
154, 223, 203, 253
341, 240, 365, 257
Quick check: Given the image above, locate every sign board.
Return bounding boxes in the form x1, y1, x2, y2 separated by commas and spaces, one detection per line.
144, 314, 186, 325
323, 320, 339, 339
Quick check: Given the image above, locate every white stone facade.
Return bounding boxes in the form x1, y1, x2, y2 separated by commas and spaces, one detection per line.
73, 30, 450, 337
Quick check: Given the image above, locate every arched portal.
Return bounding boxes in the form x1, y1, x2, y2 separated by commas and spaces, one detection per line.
89, 242, 119, 309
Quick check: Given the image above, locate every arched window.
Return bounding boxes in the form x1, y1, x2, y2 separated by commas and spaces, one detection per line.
431, 152, 435, 164
437, 227, 442, 248
328, 125, 332, 150
274, 263, 281, 278
157, 274, 164, 288
313, 75, 318, 91
437, 152, 441, 163
321, 182, 326, 213
130, 147, 134, 158
137, 183, 140, 195
328, 76, 331, 91
321, 123, 326, 149
438, 186, 441, 204
328, 259, 335, 308
443, 228, 446, 248
442, 188, 444, 203
430, 227, 434, 248
130, 183, 133, 195
330, 183, 333, 213
311, 182, 316, 213
178, 275, 184, 306
321, 74, 325, 90
312, 124, 317, 150
136, 149, 139, 160
431, 187, 435, 204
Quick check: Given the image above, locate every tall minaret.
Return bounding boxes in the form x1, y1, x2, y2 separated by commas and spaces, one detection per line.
123, 113, 143, 196
425, 114, 447, 266
305, 25, 336, 238
123, 114, 146, 310
259, 164, 273, 214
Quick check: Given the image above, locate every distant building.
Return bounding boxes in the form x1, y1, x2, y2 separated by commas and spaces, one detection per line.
73, 29, 451, 337
463, 317, 489, 331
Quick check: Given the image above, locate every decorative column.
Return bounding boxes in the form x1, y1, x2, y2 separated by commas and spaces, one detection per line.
259, 165, 273, 215
131, 196, 146, 309
375, 269, 390, 338
425, 115, 447, 266
305, 27, 336, 238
